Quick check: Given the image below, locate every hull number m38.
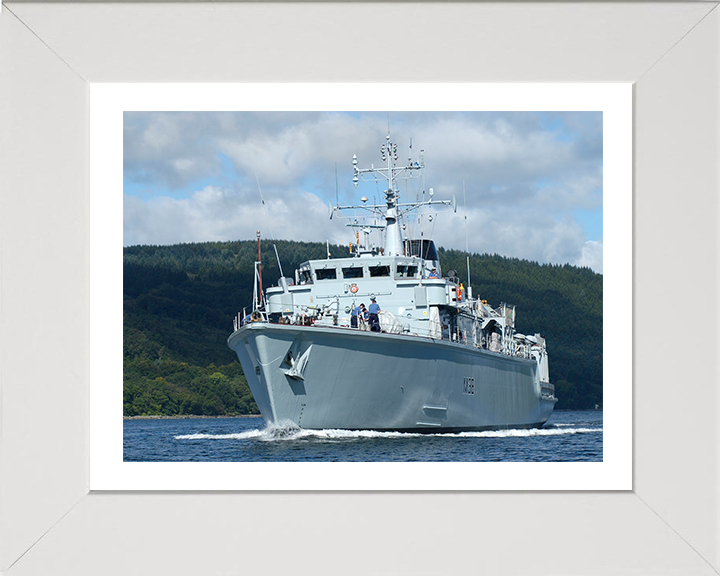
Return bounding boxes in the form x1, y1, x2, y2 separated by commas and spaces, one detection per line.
463, 376, 475, 395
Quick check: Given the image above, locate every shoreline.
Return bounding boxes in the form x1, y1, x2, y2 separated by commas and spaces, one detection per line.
124, 414, 263, 421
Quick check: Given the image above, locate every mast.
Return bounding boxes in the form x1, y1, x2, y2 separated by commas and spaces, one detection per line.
335, 133, 456, 256
255, 230, 263, 308
381, 133, 402, 256
464, 182, 471, 291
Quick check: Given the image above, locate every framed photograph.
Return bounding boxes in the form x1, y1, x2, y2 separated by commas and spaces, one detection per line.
2, 2, 718, 574
92, 83, 630, 491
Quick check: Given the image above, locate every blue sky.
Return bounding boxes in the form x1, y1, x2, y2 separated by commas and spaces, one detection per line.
124, 111, 603, 272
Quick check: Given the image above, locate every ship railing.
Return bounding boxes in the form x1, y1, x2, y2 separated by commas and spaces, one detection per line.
251, 300, 440, 339
233, 308, 269, 330
240, 302, 524, 355
233, 306, 529, 357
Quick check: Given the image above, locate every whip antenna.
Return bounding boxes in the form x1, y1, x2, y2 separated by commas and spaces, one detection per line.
255, 171, 286, 282
335, 163, 339, 206
464, 181, 470, 289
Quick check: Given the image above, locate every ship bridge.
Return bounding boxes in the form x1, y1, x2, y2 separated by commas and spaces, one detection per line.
265, 249, 449, 337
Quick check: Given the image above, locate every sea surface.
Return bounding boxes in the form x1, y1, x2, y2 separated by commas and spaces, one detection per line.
124, 410, 602, 462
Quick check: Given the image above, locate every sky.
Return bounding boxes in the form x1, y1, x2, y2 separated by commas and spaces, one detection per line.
123, 111, 603, 273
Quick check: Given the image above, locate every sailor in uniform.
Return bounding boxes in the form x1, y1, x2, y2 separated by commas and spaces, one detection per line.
359, 303, 368, 330
367, 297, 381, 332
351, 303, 363, 328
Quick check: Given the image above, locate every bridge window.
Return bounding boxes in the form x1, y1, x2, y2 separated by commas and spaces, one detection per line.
369, 265, 390, 277
315, 268, 337, 280
395, 264, 419, 278
406, 239, 439, 261
342, 267, 364, 279
299, 269, 313, 284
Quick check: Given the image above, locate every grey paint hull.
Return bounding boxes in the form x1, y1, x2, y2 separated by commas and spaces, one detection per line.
228, 323, 556, 432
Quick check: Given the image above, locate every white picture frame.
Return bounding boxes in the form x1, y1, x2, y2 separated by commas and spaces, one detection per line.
1, 2, 718, 574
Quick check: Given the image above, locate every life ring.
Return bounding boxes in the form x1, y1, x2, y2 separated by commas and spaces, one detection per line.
456, 286, 462, 300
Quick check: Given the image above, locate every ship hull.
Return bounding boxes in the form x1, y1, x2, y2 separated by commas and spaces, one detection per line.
228, 323, 556, 432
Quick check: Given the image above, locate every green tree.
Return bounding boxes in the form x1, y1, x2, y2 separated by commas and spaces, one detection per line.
124, 239, 602, 415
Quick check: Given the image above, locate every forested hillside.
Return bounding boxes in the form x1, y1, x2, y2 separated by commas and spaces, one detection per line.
124, 240, 602, 416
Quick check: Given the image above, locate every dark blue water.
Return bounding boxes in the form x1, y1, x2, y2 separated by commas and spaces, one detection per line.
124, 410, 602, 462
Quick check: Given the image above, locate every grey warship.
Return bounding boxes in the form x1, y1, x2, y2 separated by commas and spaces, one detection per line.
227, 133, 557, 432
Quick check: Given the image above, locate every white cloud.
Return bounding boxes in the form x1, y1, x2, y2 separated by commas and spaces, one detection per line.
124, 186, 340, 248
123, 111, 604, 273
577, 240, 604, 274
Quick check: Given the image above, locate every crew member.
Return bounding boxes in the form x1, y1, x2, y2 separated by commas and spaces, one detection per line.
351, 303, 363, 328
368, 297, 381, 332
359, 303, 368, 330
428, 268, 440, 279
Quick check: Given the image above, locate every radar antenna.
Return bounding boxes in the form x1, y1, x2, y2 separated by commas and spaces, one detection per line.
334, 134, 456, 257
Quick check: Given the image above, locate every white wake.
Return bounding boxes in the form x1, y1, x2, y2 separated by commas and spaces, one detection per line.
175, 421, 601, 441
